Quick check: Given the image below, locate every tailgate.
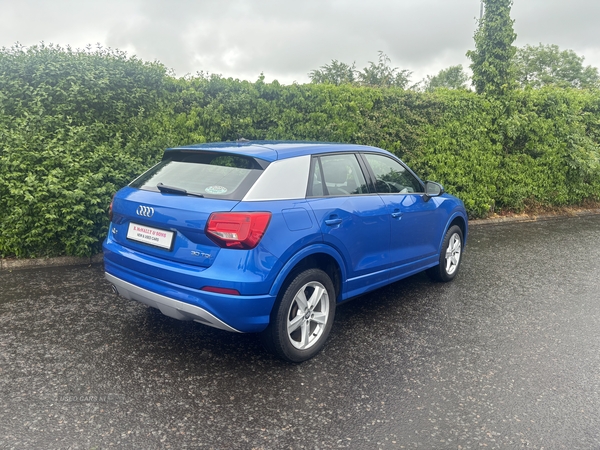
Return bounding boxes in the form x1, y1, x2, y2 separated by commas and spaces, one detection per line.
109, 187, 238, 268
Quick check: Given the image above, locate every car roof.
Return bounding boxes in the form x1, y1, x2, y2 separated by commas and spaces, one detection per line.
166, 141, 394, 163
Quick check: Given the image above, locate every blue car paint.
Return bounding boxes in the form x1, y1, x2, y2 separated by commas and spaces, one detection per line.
104, 141, 468, 334
172, 141, 399, 163
103, 256, 276, 332
106, 198, 323, 296
109, 186, 237, 268
308, 195, 391, 290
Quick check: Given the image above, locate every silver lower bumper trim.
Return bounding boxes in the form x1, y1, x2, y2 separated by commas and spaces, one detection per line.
105, 273, 241, 333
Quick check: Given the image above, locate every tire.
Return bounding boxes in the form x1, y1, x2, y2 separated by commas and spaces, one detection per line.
427, 225, 463, 282
261, 268, 336, 363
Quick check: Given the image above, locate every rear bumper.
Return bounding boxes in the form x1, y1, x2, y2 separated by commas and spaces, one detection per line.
106, 273, 242, 332
104, 258, 277, 333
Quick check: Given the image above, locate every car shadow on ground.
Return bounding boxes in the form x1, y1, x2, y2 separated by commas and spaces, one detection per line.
111, 269, 456, 372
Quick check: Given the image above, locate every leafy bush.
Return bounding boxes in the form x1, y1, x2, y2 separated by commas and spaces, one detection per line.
0, 44, 174, 257
495, 88, 600, 211
1, 45, 599, 257
405, 90, 502, 217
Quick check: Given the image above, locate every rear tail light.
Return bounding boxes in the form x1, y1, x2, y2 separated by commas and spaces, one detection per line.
108, 194, 115, 222
206, 212, 271, 249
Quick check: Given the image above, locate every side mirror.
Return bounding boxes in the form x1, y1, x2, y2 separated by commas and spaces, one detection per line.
423, 181, 444, 202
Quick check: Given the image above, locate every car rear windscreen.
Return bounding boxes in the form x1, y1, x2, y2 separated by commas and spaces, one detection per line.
130, 151, 266, 200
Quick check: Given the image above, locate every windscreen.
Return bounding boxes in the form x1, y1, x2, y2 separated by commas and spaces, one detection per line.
130, 151, 265, 200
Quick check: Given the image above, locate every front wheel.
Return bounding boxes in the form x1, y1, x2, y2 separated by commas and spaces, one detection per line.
261, 268, 336, 363
427, 225, 463, 282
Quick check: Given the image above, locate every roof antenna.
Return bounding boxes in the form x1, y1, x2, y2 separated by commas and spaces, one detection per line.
235, 131, 250, 143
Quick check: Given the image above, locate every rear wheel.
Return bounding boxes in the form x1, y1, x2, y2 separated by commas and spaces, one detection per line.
427, 225, 463, 282
262, 268, 336, 362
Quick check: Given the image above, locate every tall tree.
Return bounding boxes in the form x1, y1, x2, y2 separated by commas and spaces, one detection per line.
422, 65, 469, 92
514, 44, 599, 89
467, 0, 517, 96
308, 52, 411, 89
308, 60, 357, 86
358, 51, 412, 89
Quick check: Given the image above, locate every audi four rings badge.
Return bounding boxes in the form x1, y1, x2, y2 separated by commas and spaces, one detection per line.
136, 205, 154, 217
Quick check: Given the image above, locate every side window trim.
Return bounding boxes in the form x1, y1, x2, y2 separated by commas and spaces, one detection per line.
316, 156, 329, 197
346, 152, 375, 194
356, 152, 378, 193
306, 155, 329, 197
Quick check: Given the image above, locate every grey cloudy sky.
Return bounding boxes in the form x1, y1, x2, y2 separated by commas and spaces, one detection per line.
1, 0, 599, 85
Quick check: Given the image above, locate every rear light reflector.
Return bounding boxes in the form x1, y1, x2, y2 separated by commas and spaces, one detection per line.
206, 212, 271, 249
201, 286, 241, 295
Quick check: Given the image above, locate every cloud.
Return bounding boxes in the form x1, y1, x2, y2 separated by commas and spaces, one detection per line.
512, 1, 600, 69
1, 0, 599, 84
101, 0, 479, 82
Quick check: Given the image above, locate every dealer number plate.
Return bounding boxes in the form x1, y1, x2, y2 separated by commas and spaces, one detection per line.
127, 223, 174, 250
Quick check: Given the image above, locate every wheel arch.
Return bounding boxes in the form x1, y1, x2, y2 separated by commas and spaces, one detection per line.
268, 244, 345, 304
434, 211, 468, 257
448, 214, 468, 244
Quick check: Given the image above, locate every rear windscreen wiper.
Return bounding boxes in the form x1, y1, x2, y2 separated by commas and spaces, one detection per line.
157, 183, 204, 198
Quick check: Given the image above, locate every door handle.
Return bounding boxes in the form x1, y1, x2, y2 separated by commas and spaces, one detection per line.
391, 211, 403, 219
325, 218, 342, 226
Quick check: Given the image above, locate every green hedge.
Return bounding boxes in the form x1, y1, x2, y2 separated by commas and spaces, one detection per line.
0, 45, 174, 257
1, 45, 599, 258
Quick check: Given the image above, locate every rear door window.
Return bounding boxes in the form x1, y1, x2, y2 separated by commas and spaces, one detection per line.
130, 151, 266, 200
308, 153, 369, 197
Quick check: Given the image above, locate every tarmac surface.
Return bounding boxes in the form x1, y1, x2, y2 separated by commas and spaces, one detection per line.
1, 215, 600, 449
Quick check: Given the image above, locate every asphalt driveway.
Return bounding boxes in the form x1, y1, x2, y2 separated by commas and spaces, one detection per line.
1, 215, 600, 449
